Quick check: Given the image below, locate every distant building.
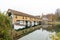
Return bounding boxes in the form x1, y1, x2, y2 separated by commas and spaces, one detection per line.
41, 14, 56, 26
7, 9, 41, 30
46, 14, 57, 21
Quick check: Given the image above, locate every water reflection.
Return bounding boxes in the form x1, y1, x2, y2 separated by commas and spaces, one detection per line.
18, 28, 52, 40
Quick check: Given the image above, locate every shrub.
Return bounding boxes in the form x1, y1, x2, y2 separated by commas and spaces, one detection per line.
0, 13, 11, 40
54, 24, 60, 32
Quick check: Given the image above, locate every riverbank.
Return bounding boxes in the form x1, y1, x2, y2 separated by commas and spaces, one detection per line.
54, 23, 60, 39
46, 22, 60, 40
12, 25, 41, 40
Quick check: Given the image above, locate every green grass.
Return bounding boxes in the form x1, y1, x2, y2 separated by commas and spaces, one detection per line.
57, 32, 60, 39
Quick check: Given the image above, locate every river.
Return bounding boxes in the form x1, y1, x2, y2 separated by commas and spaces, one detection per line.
18, 28, 54, 40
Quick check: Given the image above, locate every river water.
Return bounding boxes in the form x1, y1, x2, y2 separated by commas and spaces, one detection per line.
18, 28, 53, 40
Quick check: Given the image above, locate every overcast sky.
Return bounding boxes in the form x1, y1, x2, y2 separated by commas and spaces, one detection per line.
0, 0, 60, 16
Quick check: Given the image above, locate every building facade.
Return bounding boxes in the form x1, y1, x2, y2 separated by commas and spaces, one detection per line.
7, 9, 41, 30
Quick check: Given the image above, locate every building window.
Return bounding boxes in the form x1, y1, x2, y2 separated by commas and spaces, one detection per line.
23, 16, 24, 19
20, 20, 24, 24
16, 20, 24, 25
25, 17, 27, 19
15, 15, 17, 18
8, 12, 12, 16
16, 20, 20, 24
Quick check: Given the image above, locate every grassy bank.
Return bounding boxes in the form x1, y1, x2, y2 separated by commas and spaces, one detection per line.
53, 22, 60, 39
12, 25, 41, 40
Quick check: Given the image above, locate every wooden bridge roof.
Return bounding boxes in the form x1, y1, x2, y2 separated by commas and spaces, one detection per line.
7, 9, 39, 19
